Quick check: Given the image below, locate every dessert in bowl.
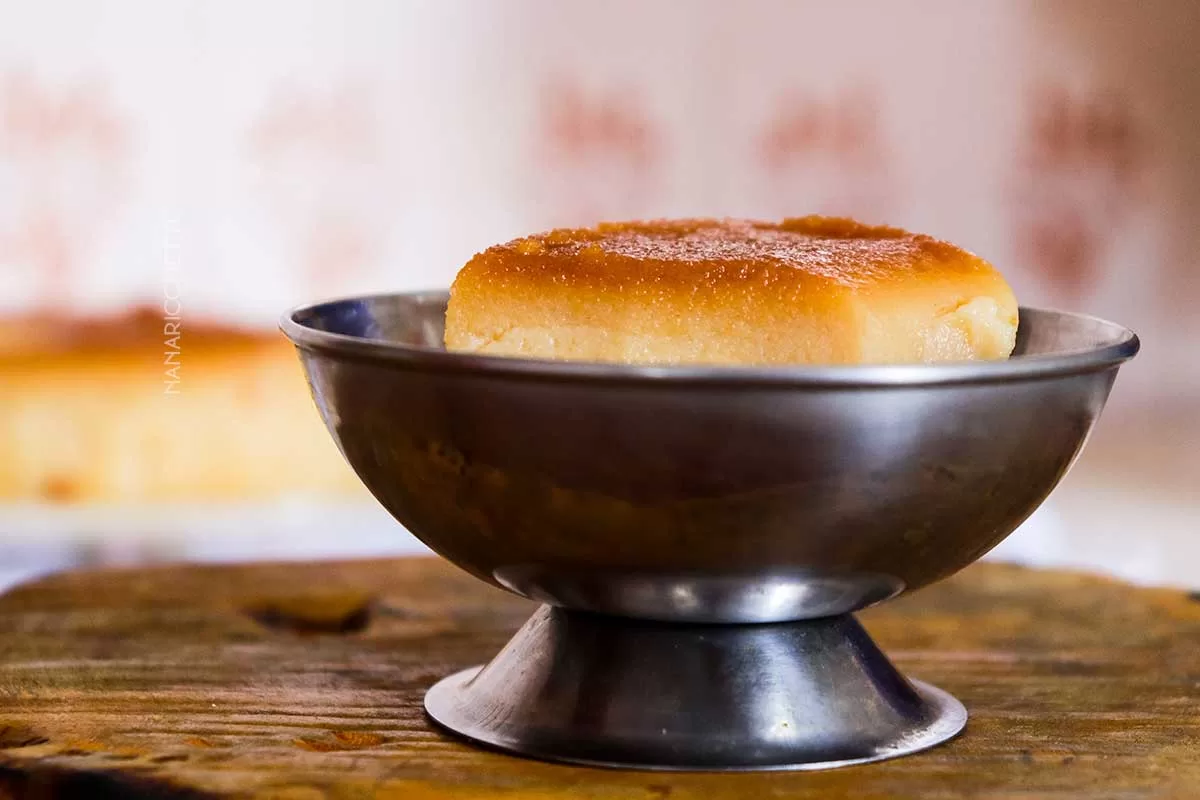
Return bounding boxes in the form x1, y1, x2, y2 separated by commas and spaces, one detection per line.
282, 217, 1137, 770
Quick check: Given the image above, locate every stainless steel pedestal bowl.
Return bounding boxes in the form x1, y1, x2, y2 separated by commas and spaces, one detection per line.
282, 292, 1138, 771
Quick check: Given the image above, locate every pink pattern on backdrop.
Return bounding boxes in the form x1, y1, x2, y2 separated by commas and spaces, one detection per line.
0, 73, 129, 305
1009, 85, 1145, 301
535, 79, 663, 226
756, 87, 893, 221
248, 84, 384, 294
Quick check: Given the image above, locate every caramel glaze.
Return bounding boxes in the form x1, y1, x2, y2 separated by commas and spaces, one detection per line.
0, 307, 278, 362
490, 217, 981, 291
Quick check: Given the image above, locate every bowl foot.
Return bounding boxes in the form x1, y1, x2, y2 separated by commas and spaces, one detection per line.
424, 605, 965, 771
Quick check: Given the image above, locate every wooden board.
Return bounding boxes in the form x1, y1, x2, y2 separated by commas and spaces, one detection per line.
0, 557, 1195, 799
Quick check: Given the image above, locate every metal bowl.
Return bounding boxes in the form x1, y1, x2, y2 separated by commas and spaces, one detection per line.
282, 291, 1137, 770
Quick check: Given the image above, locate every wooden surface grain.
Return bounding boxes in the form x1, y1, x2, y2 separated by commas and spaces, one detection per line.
0, 557, 1195, 799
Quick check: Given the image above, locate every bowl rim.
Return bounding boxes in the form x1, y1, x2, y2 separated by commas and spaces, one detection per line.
280, 290, 1140, 387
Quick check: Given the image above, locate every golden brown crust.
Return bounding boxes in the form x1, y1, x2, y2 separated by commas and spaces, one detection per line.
445, 217, 1018, 366
0, 306, 273, 361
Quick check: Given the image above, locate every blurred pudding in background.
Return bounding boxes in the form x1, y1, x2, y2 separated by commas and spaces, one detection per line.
0, 308, 413, 588
0, 308, 361, 503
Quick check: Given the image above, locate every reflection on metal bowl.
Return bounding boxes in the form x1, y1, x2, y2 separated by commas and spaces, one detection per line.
282, 291, 1136, 770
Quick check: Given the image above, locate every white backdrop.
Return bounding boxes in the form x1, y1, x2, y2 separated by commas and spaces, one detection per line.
0, 0, 1196, 586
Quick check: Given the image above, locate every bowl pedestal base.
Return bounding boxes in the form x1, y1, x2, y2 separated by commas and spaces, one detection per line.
424, 605, 966, 771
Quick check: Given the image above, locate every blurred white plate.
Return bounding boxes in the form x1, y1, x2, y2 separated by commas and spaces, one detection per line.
0, 498, 429, 590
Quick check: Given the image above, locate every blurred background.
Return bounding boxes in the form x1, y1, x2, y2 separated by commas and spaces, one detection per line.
0, 0, 1196, 590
